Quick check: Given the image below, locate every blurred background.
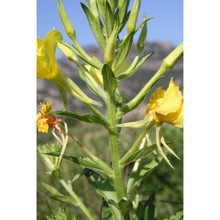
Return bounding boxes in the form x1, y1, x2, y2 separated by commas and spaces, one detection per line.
37, 0, 183, 219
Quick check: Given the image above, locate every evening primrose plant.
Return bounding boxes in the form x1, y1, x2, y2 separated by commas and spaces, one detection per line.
37, 0, 183, 219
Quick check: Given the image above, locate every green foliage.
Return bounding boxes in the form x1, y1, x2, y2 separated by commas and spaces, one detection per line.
37, 0, 183, 219
46, 208, 76, 220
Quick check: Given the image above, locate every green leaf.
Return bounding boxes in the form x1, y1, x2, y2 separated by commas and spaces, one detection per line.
50, 195, 78, 206
128, 160, 159, 193
44, 152, 106, 173
46, 207, 76, 220
41, 182, 62, 196
96, 0, 106, 25
146, 191, 156, 220
117, 52, 154, 82
121, 144, 156, 166
53, 110, 106, 127
107, 0, 117, 13
78, 66, 107, 101
102, 64, 117, 95
136, 16, 147, 55
84, 168, 123, 220
163, 210, 183, 220
105, 1, 114, 37
113, 32, 135, 71
81, 3, 106, 50
117, 0, 130, 23
118, 198, 133, 215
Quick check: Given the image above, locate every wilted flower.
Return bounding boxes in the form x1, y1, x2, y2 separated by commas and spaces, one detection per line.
37, 102, 57, 133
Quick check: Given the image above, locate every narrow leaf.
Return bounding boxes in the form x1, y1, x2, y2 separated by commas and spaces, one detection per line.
81, 3, 106, 50
50, 195, 78, 206
41, 182, 62, 196
44, 152, 105, 173
84, 168, 123, 219
117, 52, 154, 82
128, 160, 159, 192
105, 1, 114, 37
54, 110, 105, 126
122, 144, 156, 165
113, 32, 135, 71
136, 15, 147, 55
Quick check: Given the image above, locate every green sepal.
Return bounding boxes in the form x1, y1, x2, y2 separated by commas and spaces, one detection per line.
102, 64, 117, 95
53, 110, 108, 128
81, 3, 106, 50
112, 31, 135, 71
120, 144, 156, 166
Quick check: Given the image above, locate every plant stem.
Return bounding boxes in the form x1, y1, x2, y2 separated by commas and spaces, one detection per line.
107, 94, 126, 201
59, 179, 94, 220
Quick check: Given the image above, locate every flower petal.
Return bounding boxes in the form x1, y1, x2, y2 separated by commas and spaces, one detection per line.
44, 30, 63, 72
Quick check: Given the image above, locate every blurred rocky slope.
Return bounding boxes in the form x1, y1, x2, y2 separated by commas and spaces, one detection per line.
37, 41, 183, 113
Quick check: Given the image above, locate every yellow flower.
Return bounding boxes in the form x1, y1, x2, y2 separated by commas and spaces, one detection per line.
146, 78, 183, 128
37, 102, 57, 133
37, 30, 63, 79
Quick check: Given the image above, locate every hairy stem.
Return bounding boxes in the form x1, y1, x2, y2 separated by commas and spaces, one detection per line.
107, 94, 126, 201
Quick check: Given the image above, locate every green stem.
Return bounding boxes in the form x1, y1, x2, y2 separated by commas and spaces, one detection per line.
107, 94, 126, 201
59, 179, 94, 220
120, 121, 154, 166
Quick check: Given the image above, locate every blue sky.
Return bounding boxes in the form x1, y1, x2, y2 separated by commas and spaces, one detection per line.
37, 0, 183, 47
